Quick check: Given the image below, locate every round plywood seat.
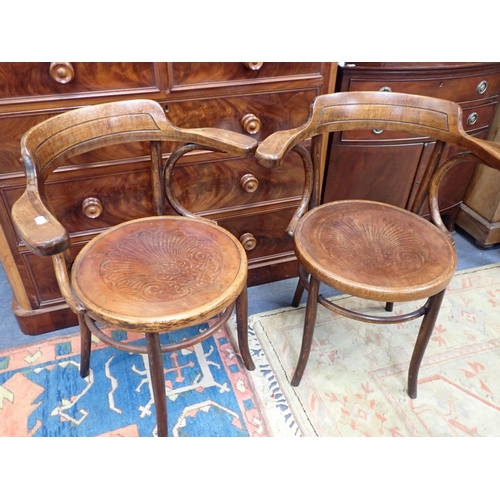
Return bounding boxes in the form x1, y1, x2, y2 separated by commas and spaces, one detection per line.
294, 200, 457, 303
72, 216, 247, 333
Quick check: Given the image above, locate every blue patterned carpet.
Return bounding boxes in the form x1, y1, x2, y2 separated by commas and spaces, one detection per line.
0, 324, 267, 437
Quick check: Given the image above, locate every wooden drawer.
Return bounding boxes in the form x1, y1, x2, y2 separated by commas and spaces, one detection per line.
4, 152, 306, 242
164, 89, 317, 141
171, 154, 305, 213
339, 101, 498, 143
3, 165, 155, 242
170, 62, 323, 88
216, 205, 298, 261
0, 63, 159, 103
345, 71, 500, 104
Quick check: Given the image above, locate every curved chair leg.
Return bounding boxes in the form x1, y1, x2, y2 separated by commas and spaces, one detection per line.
146, 332, 168, 437
407, 289, 446, 399
291, 275, 321, 387
292, 280, 305, 308
236, 285, 255, 371
79, 314, 91, 378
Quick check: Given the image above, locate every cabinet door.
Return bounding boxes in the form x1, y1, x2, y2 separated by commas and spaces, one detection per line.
323, 142, 427, 208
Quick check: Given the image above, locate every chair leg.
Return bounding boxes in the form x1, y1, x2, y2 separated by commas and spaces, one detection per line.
235, 284, 255, 371
145, 332, 168, 437
291, 275, 321, 387
407, 289, 446, 399
292, 280, 305, 307
385, 302, 394, 312
79, 314, 91, 378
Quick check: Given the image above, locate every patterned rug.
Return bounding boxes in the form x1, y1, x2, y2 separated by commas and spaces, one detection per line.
248, 263, 500, 437
0, 322, 291, 437
2, 263, 500, 437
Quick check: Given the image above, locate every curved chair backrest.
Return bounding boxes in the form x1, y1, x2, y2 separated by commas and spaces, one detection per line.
256, 91, 500, 171
13, 99, 257, 257
22, 99, 256, 183
21, 99, 175, 183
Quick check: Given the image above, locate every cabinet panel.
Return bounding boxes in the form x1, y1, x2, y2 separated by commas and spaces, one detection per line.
323, 143, 426, 208
216, 205, 297, 261
0, 63, 159, 102
170, 62, 323, 88
171, 154, 305, 213
346, 71, 500, 103
164, 89, 317, 141
2, 166, 155, 240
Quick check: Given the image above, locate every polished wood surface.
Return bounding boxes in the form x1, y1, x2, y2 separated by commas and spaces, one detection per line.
456, 103, 500, 247
324, 63, 500, 226
294, 200, 456, 301
256, 91, 500, 398
11, 99, 257, 436
73, 216, 247, 332
0, 62, 334, 335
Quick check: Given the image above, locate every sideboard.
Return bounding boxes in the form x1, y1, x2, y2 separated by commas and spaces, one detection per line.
0, 62, 335, 335
323, 62, 500, 227
455, 102, 500, 247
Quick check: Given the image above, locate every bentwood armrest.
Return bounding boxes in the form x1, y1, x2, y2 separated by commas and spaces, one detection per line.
171, 126, 258, 157
471, 137, 500, 172
12, 189, 69, 257
255, 124, 309, 168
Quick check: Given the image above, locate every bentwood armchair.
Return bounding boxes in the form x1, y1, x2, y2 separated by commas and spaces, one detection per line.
256, 91, 500, 398
11, 99, 257, 436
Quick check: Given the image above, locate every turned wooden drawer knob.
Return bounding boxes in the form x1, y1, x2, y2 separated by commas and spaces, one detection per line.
49, 62, 75, 84
240, 173, 259, 192
243, 62, 264, 70
82, 197, 103, 218
239, 232, 257, 251
241, 114, 261, 135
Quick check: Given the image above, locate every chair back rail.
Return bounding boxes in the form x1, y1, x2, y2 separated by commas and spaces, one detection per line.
256, 92, 500, 173
13, 99, 257, 256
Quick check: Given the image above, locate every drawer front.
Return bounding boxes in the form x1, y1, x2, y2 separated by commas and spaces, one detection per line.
0, 63, 159, 102
346, 71, 500, 104
164, 89, 317, 140
340, 101, 498, 143
170, 62, 323, 88
5, 152, 305, 240
171, 154, 305, 212
216, 206, 297, 261
3, 166, 156, 241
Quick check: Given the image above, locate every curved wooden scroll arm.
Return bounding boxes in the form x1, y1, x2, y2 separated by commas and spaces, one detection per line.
12, 154, 69, 257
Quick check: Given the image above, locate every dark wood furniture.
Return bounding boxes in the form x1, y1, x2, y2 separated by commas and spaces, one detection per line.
11, 99, 257, 436
256, 91, 500, 398
0, 62, 335, 335
323, 63, 500, 227
456, 104, 500, 247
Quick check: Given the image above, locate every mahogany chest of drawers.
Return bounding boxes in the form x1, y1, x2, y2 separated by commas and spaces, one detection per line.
323, 62, 500, 225
0, 62, 334, 335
